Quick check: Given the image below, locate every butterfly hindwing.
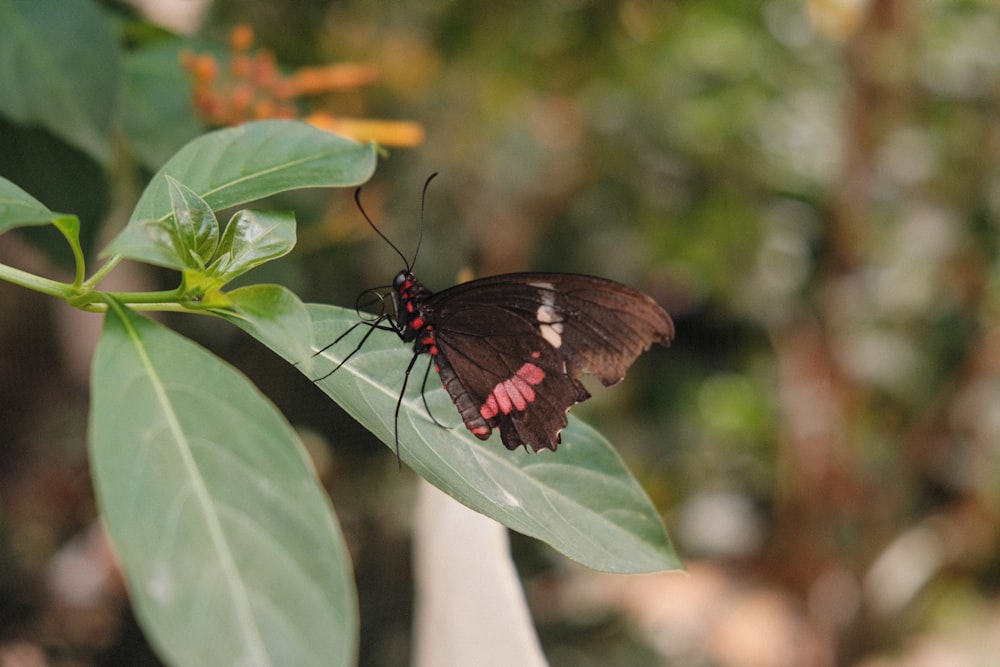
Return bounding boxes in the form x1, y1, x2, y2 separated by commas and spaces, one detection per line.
430, 306, 590, 451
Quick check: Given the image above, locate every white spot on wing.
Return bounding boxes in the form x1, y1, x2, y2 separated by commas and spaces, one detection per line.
530, 282, 563, 349
540, 323, 562, 349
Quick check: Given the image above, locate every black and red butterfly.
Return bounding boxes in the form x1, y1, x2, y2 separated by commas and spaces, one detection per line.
316, 176, 674, 453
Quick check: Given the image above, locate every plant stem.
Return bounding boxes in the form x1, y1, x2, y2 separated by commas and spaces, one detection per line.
0, 261, 76, 299
101, 288, 187, 303
0, 260, 211, 315
83, 254, 123, 290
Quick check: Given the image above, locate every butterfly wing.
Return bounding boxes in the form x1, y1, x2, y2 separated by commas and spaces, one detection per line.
424, 273, 673, 451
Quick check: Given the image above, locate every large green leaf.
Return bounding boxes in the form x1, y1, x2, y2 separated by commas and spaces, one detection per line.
226, 284, 314, 363
0, 0, 119, 164
225, 299, 681, 574
89, 299, 357, 666
119, 120, 375, 231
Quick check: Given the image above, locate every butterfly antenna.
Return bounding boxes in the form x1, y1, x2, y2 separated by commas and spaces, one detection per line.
411, 172, 438, 271
354, 187, 410, 269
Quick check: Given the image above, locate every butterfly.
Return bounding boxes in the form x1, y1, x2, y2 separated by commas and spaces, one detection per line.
316, 175, 674, 453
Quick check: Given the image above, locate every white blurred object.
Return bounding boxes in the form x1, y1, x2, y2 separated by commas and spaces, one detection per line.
46, 522, 117, 607
676, 490, 764, 559
864, 524, 945, 617
124, 0, 211, 34
412, 479, 547, 667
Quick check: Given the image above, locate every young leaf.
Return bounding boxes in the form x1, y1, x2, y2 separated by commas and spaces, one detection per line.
100, 177, 221, 272
208, 209, 296, 283
225, 302, 681, 574
167, 176, 219, 269
89, 299, 357, 666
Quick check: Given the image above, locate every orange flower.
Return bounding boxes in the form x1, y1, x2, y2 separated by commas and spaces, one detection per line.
305, 113, 425, 147
181, 24, 423, 146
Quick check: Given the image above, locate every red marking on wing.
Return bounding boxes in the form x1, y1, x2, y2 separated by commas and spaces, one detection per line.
517, 362, 545, 384
479, 362, 546, 420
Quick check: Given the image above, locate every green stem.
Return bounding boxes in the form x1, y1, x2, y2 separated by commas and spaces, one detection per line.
83, 254, 123, 290
101, 288, 187, 303
56, 219, 87, 288
76, 301, 220, 314
0, 261, 76, 299
0, 260, 215, 315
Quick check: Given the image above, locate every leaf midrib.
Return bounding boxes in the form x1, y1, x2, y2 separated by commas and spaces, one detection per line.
105, 298, 271, 664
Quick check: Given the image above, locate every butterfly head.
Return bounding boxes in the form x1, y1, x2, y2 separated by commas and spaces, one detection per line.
392, 270, 433, 303
392, 270, 413, 293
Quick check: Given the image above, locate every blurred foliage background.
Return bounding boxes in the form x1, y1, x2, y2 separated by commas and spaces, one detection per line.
3, 0, 1000, 665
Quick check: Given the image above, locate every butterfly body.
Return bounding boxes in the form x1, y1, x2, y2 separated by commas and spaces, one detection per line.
390, 270, 674, 451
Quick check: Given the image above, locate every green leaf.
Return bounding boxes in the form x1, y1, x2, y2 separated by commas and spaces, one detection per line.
0, 176, 60, 233
0, 0, 119, 164
50, 214, 80, 245
224, 284, 314, 366
100, 217, 191, 272
167, 176, 219, 269
89, 299, 357, 666
126, 119, 375, 226
102, 177, 221, 272
103, 120, 375, 262
227, 303, 681, 574
209, 209, 297, 283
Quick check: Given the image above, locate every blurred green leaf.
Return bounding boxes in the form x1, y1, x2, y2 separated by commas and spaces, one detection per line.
225, 302, 681, 574
0, 118, 109, 262
0, 0, 119, 164
122, 41, 204, 170
89, 299, 357, 666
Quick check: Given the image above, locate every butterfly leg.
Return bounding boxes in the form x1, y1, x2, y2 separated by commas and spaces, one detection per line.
392, 351, 425, 466
312, 319, 383, 381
